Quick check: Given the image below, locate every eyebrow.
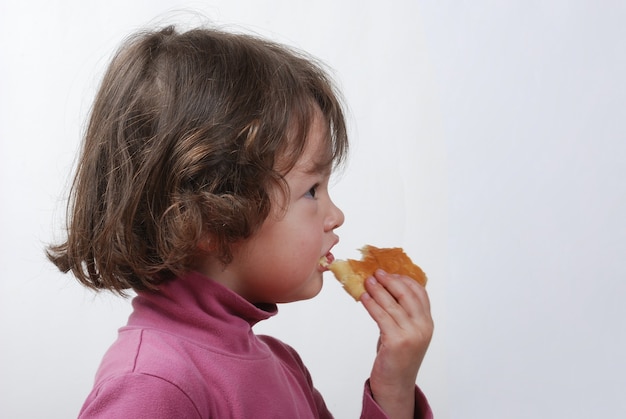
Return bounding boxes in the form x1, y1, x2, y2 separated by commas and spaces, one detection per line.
305, 140, 335, 175
301, 158, 333, 176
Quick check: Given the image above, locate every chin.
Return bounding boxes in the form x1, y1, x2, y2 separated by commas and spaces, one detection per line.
278, 278, 323, 304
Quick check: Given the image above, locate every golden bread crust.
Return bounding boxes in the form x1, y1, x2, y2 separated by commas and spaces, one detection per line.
328, 245, 427, 301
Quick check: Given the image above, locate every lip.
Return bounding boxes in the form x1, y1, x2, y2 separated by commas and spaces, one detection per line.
319, 238, 339, 272
318, 253, 332, 272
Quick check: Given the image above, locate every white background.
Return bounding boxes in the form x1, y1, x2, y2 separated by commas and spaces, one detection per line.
1, 1, 625, 418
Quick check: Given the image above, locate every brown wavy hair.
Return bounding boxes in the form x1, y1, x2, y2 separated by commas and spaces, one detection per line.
47, 25, 348, 294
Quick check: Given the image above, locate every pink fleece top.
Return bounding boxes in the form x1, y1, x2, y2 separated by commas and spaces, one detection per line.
79, 271, 432, 418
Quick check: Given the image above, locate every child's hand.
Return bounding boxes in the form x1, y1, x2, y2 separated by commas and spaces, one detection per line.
361, 269, 433, 419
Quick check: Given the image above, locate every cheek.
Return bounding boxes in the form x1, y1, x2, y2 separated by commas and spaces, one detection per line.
270, 226, 321, 272
254, 205, 323, 263
289, 225, 323, 255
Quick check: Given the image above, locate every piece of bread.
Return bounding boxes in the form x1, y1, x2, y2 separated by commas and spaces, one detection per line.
322, 245, 427, 301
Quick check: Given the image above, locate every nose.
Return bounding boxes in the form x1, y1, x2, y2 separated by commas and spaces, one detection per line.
325, 198, 345, 231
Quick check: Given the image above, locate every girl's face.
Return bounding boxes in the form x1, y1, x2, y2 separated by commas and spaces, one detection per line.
200, 110, 345, 304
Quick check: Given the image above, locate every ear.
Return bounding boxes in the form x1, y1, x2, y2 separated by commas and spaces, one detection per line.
197, 235, 213, 253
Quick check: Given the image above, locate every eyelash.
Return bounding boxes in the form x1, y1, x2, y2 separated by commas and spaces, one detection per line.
305, 184, 319, 198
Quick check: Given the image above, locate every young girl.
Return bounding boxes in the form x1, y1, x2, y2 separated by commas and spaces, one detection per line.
48, 25, 433, 418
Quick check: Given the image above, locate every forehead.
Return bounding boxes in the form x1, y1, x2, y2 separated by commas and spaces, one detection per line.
292, 110, 333, 174
275, 105, 333, 177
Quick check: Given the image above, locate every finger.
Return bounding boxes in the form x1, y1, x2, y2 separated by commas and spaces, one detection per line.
360, 277, 402, 331
362, 274, 413, 330
374, 270, 431, 319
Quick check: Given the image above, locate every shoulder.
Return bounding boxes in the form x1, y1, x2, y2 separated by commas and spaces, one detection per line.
257, 334, 301, 360
257, 334, 311, 378
79, 371, 200, 418
96, 328, 199, 382
84, 328, 207, 417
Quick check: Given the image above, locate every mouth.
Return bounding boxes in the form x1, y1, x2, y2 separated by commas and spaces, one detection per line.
319, 252, 335, 271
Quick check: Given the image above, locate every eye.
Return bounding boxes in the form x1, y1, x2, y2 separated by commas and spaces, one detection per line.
305, 184, 319, 198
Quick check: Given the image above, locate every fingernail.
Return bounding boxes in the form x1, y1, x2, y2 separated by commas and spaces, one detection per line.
375, 269, 386, 277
